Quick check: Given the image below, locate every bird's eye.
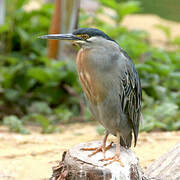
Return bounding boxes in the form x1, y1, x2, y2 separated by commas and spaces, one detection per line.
81, 34, 89, 40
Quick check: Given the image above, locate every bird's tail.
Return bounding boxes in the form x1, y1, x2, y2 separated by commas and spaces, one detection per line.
120, 132, 132, 148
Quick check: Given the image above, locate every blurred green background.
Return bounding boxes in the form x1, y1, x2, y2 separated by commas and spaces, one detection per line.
0, 0, 180, 134
121, 0, 180, 22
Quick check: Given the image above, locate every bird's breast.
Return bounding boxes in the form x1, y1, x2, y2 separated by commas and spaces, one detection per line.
76, 49, 108, 105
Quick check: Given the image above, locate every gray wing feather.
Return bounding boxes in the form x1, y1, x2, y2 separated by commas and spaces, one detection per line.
119, 50, 142, 147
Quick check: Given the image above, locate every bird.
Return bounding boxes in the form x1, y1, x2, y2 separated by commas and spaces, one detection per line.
40, 28, 142, 165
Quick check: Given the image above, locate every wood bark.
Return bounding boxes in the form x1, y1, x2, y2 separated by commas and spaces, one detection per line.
49, 141, 149, 180
49, 141, 180, 180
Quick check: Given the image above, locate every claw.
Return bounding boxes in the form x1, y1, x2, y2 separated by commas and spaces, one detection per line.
81, 142, 113, 158
101, 132, 124, 167
101, 154, 124, 166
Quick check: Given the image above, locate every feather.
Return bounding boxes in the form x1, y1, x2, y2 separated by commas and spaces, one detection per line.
119, 50, 142, 147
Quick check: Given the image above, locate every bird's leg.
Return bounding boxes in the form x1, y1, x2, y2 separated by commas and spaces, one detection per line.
81, 132, 113, 158
100, 132, 124, 166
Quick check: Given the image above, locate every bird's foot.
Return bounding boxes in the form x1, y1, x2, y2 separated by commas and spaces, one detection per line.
81, 142, 113, 158
100, 154, 124, 167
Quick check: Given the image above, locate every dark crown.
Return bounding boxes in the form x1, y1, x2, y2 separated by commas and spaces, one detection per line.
72, 28, 115, 42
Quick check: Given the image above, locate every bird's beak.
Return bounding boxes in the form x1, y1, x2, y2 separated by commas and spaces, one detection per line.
39, 33, 82, 41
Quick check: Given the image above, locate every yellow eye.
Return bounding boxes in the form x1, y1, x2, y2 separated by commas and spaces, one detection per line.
81, 34, 89, 40
76, 34, 89, 40
81, 34, 89, 39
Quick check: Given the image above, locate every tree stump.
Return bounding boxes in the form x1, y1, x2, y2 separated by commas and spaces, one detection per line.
145, 142, 180, 180
49, 140, 180, 180
50, 141, 149, 180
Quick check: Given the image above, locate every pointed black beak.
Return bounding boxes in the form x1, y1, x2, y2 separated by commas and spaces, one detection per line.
38, 33, 82, 41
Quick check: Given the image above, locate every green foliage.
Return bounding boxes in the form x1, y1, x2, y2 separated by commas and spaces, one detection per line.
0, 0, 180, 133
142, 99, 180, 131
155, 24, 171, 40
99, 0, 140, 23
0, 0, 82, 133
138, 0, 180, 22
96, 125, 105, 135
0, 0, 52, 57
0, 54, 81, 132
3, 115, 30, 134
172, 36, 180, 46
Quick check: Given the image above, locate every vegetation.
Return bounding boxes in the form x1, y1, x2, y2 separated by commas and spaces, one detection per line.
0, 0, 179, 133
0, 0, 82, 133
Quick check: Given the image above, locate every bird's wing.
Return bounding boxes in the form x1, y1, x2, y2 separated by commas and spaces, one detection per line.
118, 49, 142, 146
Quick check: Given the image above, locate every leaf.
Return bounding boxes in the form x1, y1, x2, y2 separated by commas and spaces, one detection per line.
96, 125, 105, 135
16, 27, 29, 42
31, 114, 59, 133
4, 89, 20, 101
155, 24, 171, 39
3, 115, 30, 134
118, 1, 141, 18
0, 24, 10, 33
28, 101, 52, 114
172, 36, 180, 46
54, 106, 73, 123
16, 0, 29, 9
27, 67, 60, 83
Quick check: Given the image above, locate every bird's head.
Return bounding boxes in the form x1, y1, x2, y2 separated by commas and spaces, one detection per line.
39, 28, 115, 47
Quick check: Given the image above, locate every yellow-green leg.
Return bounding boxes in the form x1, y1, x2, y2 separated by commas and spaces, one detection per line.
81, 131, 113, 158
100, 132, 124, 166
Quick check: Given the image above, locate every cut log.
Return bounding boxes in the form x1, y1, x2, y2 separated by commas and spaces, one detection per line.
49, 141, 150, 180
145, 142, 180, 180
49, 141, 180, 180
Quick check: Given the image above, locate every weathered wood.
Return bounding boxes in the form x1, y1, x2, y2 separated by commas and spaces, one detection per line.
50, 141, 149, 180
145, 142, 180, 180
0, 0, 5, 25
47, 0, 61, 59
57, 0, 80, 60
47, 0, 80, 60
50, 141, 180, 180
50, 142, 180, 180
